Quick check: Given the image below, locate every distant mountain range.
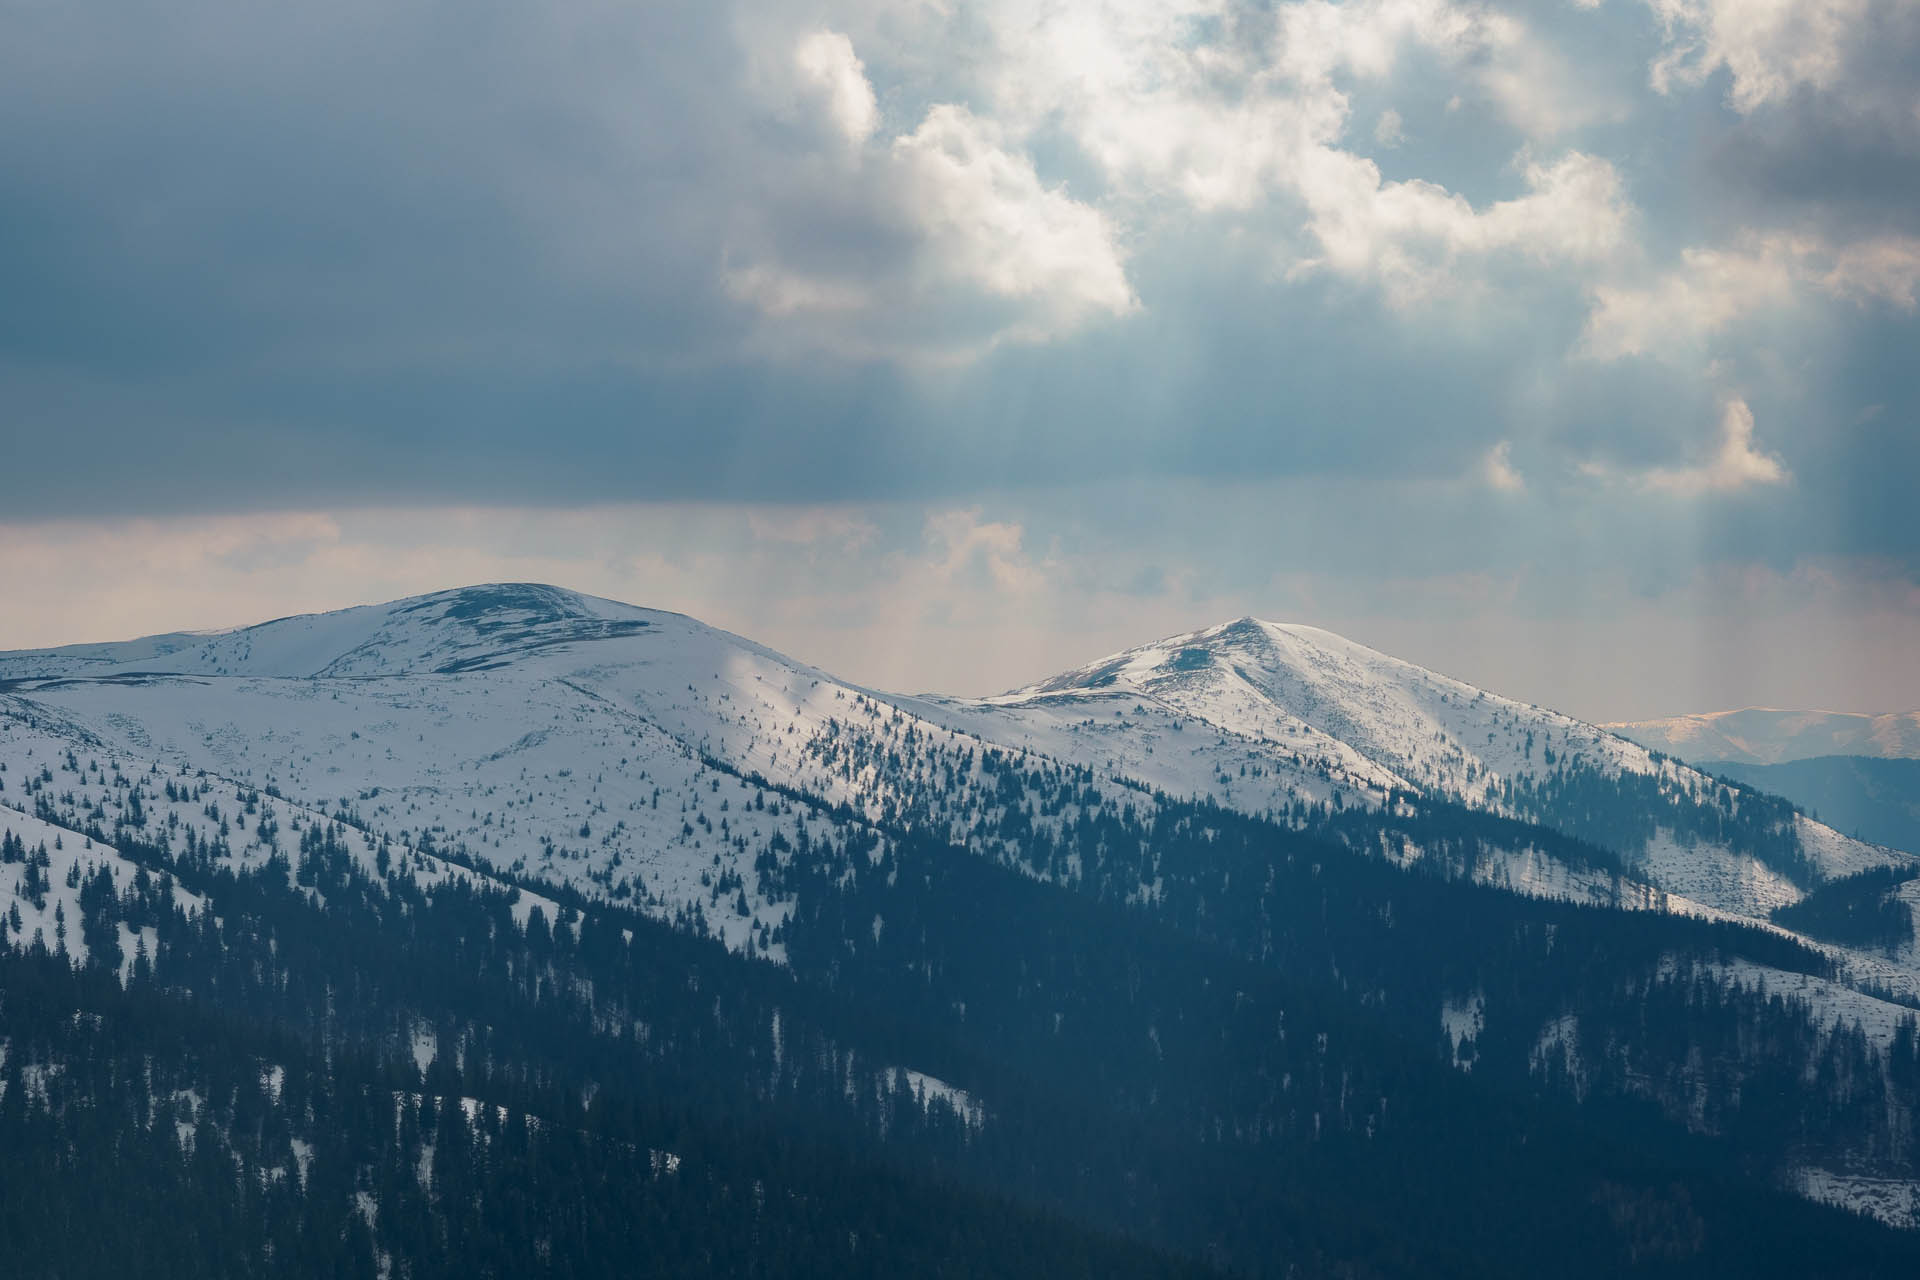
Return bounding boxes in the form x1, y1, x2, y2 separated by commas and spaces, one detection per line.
5, 584, 1920, 1274
1693, 757, 1920, 859
4, 589, 1897, 926
1605, 706, 1920, 857
1608, 707, 1920, 766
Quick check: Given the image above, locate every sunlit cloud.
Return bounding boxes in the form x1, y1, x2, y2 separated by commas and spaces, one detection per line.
1482, 441, 1525, 493
1578, 398, 1790, 496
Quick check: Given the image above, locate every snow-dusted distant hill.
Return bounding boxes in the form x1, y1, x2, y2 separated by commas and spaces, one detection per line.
946, 616, 1654, 807
0, 582, 662, 682
924, 618, 1907, 915
1608, 707, 1920, 766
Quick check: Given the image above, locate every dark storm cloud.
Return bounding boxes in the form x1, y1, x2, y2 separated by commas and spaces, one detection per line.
1709, 98, 1920, 240
0, 0, 1915, 608
0, 281, 1535, 515
0, 0, 749, 368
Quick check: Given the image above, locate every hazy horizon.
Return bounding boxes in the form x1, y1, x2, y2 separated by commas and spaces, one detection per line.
5, 568, 1917, 726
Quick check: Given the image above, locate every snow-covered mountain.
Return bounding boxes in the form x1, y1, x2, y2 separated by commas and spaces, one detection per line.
925, 617, 1907, 914
0, 582, 662, 682
1608, 706, 1920, 766
2, 587, 1907, 946
7, 584, 1920, 1240
936, 615, 1658, 813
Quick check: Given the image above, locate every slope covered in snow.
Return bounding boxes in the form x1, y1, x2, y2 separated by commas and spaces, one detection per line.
8, 585, 1920, 1239
977, 616, 1650, 805
1, 586, 1909, 953
938, 617, 1909, 912
0, 705, 558, 960
0, 586, 1129, 956
0, 583, 661, 683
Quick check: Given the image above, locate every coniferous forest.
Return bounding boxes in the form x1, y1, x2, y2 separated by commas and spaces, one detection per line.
5, 784, 1919, 1277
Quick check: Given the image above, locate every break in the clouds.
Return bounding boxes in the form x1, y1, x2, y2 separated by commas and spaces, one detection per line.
1, 0, 1916, 714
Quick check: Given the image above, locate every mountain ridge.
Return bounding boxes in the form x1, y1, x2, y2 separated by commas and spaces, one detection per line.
3, 583, 1908, 932
6, 582, 1920, 1252
1608, 705, 1920, 766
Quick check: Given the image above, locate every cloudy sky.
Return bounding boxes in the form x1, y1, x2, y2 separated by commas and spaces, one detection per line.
3, 0, 1917, 719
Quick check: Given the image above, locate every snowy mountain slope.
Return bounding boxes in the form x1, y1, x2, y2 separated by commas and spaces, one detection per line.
0, 584, 660, 683
995, 617, 1650, 804
0, 707, 561, 945
1, 586, 1910, 952
0, 590, 1600, 955
9, 586, 1920, 1240
0, 805, 167, 970
0, 587, 1117, 954
1608, 706, 1920, 766
900, 676, 1402, 819
935, 617, 1909, 909
4, 588, 1371, 949
0, 630, 223, 682
0, 666, 814, 958
1703, 756, 1920, 857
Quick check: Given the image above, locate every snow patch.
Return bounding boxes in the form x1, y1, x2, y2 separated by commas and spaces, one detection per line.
1793, 1167, 1920, 1230
1440, 991, 1484, 1071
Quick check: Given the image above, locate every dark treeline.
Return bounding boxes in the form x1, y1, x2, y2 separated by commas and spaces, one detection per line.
1773, 864, 1920, 950
1501, 760, 1814, 885
0, 949, 1207, 1280
3, 790, 1918, 1277
1707, 756, 1920, 858
0, 823, 1210, 1279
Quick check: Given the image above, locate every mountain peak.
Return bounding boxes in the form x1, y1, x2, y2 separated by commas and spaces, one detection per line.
0, 582, 669, 682
398, 581, 590, 612
984, 612, 1680, 813
389, 582, 614, 624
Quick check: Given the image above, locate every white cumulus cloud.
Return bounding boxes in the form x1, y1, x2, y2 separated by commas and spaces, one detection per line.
1293, 150, 1631, 305
793, 30, 879, 144
891, 106, 1139, 341
727, 33, 1136, 361
1640, 398, 1789, 495
1581, 398, 1790, 496
1640, 0, 1918, 115
1482, 441, 1526, 492
1582, 233, 1920, 360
